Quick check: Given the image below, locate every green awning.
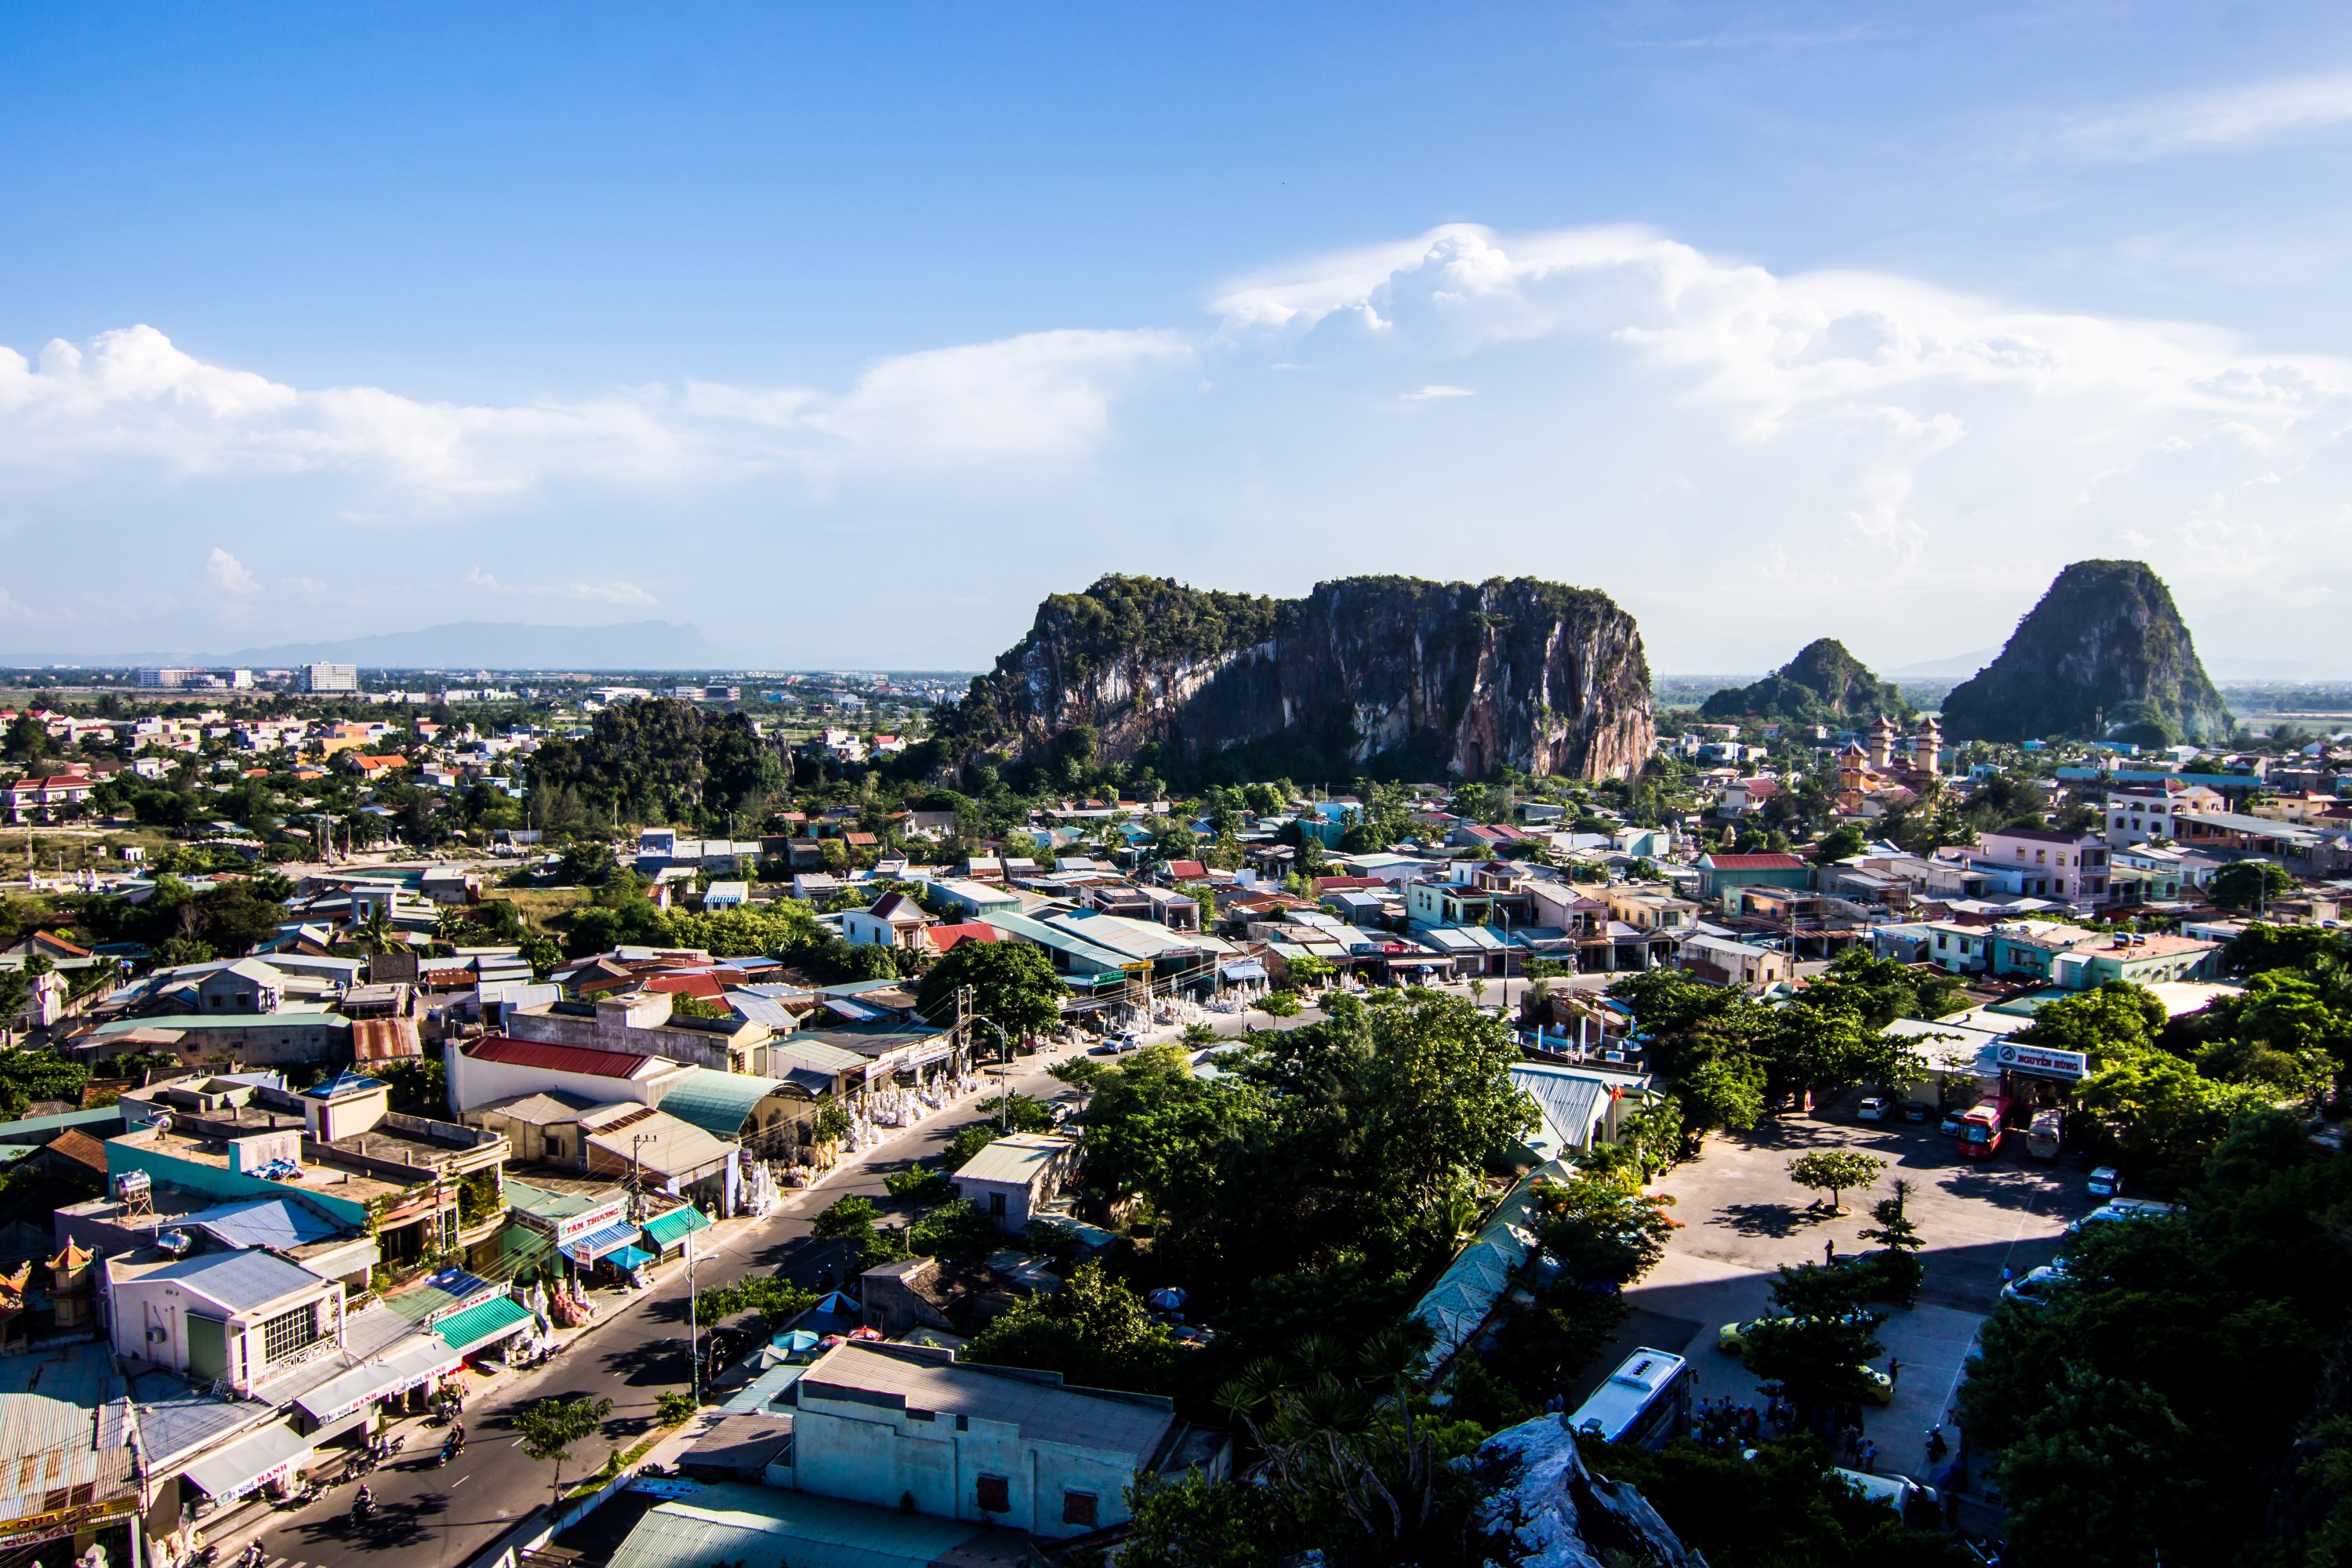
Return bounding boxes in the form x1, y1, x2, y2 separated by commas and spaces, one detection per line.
434, 1294, 534, 1354
659, 1068, 786, 1138
641, 1205, 713, 1250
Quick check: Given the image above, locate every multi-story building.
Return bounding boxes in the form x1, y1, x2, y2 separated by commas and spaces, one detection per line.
304, 662, 359, 693
1971, 828, 2109, 902
2104, 785, 2225, 847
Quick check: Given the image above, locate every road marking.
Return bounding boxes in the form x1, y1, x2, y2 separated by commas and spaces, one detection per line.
452, 1476, 470, 1486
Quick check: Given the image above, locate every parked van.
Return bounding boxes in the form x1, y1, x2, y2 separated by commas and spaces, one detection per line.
2027, 1108, 2063, 1161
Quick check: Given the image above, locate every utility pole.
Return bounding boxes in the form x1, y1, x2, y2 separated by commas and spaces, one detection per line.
686, 1228, 699, 1403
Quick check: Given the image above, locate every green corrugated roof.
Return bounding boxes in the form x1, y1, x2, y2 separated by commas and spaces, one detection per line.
641, 1205, 713, 1248
434, 1295, 532, 1352
659, 1068, 786, 1138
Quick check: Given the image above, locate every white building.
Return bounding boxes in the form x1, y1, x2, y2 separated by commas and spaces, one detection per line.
950, 1134, 1075, 1232
783, 1341, 1225, 1539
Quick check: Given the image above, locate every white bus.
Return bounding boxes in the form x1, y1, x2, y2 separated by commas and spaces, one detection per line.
1567, 1348, 1693, 1450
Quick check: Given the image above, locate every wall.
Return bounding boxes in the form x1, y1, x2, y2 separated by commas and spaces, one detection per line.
788, 1402, 1145, 1539
105, 1133, 371, 1227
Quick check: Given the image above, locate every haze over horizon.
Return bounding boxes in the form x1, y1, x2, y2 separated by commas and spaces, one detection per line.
8, 4, 2352, 674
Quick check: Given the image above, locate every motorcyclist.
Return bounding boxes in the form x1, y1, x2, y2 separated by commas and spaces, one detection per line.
452, 1421, 466, 1453
352, 1484, 374, 1522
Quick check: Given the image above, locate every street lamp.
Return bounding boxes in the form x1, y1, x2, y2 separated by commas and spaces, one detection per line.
968, 1016, 1015, 1132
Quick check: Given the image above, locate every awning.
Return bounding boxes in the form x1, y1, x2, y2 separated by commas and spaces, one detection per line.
610, 1245, 655, 1270
183, 1421, 313, 1505
434, 1295, 534, 1355
1219, 961, 1269, 982
641, 1205, 713, 1251
293, 1338, 463, 1426
560, 1220, 642, 1264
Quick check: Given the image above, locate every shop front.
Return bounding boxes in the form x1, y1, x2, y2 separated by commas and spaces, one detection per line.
292, 1338, 465, 1443
180, 1421, 314, 1517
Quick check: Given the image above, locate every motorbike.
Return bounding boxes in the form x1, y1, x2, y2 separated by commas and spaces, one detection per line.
191, 1546, 219, 1568
1925, 1426, 1949, 1462
437, 1439, 459, 1468
350, 1490, 376, 1526
275, 1482, 318, 1511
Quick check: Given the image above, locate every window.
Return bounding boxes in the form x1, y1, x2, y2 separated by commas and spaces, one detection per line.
1062, 1490, 1099, 1528
976, 1475, 1011, 1515
989, 1191, 1007, 1218
260, 1302, 320, 1364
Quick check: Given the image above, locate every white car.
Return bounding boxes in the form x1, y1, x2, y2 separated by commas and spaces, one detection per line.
2066, 1197, 2179, 1235
2001, 1263, 2067, 1305
1857, 1097, 1889, 1123
2087, 1166, 2122, 1199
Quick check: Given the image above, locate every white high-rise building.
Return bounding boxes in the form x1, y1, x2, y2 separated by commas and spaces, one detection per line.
305, 662, 359, 693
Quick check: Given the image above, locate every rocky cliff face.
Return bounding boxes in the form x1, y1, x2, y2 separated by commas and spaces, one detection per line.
1461, 1414, 1709, 1568
1940, 560, 2233, 746
952, 575, 1654, 782
1698, 637, 1910, 727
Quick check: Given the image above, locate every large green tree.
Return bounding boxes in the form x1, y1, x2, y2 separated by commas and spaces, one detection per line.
913, 938, 1068, 1039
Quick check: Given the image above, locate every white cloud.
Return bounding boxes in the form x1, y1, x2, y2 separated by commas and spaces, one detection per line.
205, 547, 260, 593
0, 323, 1189, 499
2034, 69, 2352, 162
11, 223, 2352, 671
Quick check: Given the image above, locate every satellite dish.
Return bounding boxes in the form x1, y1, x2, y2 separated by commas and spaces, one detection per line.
151, 1113, 172, 1134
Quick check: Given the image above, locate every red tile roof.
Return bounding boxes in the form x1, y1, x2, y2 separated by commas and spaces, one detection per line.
927, 923, 1002, 953
1315, 876, 1385, 891
645, 972, 726, 1001
464, 1035, 652, 1078
1166, 860, 1208, 880
1702, 853, 1807, 869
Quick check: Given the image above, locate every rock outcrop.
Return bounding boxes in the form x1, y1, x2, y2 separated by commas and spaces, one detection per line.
946, 575, 1654, 782
1462, 1414, 1708, 1568
1697, 638, 1910, 728
1940, 561, 2233, 746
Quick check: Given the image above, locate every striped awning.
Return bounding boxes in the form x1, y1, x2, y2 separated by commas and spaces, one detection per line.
559, 1219, 642, 1264
434, 1295, 534, 1354
641, 1205, 712, 1250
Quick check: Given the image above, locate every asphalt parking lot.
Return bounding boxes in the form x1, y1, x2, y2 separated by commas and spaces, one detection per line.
1592, 1102, 2102, 1479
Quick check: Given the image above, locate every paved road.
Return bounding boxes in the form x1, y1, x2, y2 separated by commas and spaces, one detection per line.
234, 975, 1577, 1568
239, 1049, 1086, 1568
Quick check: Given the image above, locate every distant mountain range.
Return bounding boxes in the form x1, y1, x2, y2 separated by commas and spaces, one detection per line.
13, 620, 728, 672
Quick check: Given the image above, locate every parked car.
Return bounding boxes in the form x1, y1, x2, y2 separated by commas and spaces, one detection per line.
1940, 1110, 1965, 1138
2087, 1166, 2123, 1199
1835, 1468, 1940, 1523
1857, 1096, 1889, 1123
2001, 1262, 2068, 1305
1902, 1101, 1931, 1123
2066, 1197, 2180, 1235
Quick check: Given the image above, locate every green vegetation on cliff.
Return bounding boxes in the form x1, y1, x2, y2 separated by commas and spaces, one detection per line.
1697, 638, 1911, 728
1940, 560, 2231, 745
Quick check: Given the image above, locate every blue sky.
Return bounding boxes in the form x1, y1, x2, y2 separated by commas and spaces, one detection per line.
7, 2, 2352, 673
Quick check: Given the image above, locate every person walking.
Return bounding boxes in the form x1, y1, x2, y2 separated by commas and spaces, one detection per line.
1889, 1356, 1902, 1388
1824, 1238, 1837, 1266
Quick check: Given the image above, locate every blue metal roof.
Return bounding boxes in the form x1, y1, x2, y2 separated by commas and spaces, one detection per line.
185, 1197, 345, 1252
140, 1248, 323, 1312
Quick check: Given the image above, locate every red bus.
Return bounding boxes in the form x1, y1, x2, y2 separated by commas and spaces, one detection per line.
1957, 1096, 2009, 1159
